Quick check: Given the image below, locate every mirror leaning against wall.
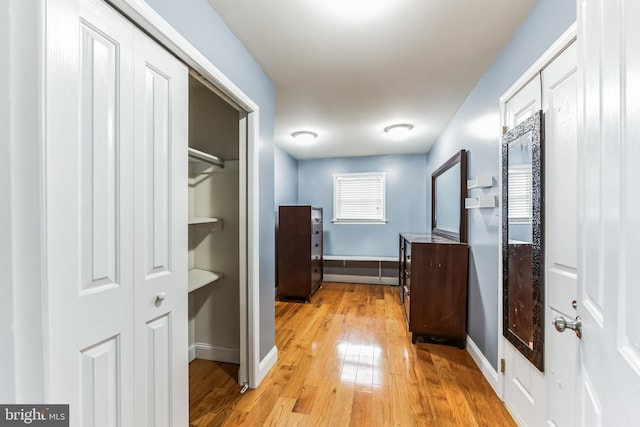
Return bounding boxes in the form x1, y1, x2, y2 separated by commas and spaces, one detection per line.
502, 110, 544, 371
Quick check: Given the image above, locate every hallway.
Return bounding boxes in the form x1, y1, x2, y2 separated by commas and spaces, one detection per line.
189, 283, 515, 426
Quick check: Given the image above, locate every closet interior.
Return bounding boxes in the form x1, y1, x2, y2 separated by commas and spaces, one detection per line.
187, 74, 241, 369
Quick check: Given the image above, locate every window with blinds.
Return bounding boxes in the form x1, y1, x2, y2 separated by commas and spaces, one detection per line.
333, 172, 386, 223
508, 166, 532, 223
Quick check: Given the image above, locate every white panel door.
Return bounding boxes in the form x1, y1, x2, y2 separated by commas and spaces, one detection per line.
505, 75, 542, 128
46, 0, 188, 425
542, 41, 579, 427
503, 75, 547, 427
132, 29, 189, 427
577, 0, 640, 424
45, 0, 135, 425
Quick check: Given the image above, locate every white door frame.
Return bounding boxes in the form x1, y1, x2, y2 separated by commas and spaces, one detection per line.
105, 0, 264, 387
1, 0, 265, 398
1, 0, 48, 402
497, 22, 577, 400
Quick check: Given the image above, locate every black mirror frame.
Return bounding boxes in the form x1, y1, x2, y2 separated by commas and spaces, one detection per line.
502, 110, 544, 372
431, 149, 468, 243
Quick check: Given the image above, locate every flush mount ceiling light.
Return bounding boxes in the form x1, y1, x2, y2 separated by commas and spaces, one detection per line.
314, 0, 395, 23
384, 123, 414, 139
291, 130, 318, 143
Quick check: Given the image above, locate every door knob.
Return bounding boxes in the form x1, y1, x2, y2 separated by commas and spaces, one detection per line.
553, 315, 582, 339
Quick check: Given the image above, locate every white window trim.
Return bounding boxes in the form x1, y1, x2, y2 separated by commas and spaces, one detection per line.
333, 172, 387, 224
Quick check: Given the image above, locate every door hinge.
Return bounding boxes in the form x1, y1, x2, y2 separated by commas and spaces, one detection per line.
502, 126, 508, 135
500, 358, 506, 373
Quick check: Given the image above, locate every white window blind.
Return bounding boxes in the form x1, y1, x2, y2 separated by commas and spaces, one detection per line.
333, 172, 386, 223
508, 166, 532, 223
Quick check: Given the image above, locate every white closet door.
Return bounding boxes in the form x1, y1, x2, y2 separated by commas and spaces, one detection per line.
45, 0, 135, 425
502, 75, 547, 427
46, 0, 188, 425
542, 41, 579, 427
132, 28, 189, 427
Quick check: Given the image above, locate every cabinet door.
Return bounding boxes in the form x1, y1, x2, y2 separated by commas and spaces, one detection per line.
404, 242, 412, 296
45, 0, 136, 424
132, 28, 189, 427
398, 237, 405, 302
311, 209, 323, 286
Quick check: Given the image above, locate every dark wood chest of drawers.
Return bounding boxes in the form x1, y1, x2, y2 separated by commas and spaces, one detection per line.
399, 233, 469, 347
277, 206, 323, 301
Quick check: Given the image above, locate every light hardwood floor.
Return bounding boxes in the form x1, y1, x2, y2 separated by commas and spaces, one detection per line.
189, 282, 516, 426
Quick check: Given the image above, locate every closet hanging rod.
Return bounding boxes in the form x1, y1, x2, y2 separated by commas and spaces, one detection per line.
188, 147, 225, 168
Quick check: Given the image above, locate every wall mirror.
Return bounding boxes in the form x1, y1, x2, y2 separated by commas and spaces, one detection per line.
432, 150, 467, 243
502, 110, 544, 371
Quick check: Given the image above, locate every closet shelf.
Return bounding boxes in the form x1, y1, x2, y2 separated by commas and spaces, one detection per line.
188, 216, 220, 225
188, 147, 224, 174
188, 269, 223, 293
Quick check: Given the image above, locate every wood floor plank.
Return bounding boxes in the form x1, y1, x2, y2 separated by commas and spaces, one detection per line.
291, 384, 318, 414
371, 384, 392, 427
349, 389, 373, 427
189, 282, 516, 427
262, 397, 297, 427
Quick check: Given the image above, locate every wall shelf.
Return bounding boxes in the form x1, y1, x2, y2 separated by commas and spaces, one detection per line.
188, 216, 219, 225
188, 148, 224, 175
467, 175, 494, 189
188, 268, 223, 293
465, 195, 497, 209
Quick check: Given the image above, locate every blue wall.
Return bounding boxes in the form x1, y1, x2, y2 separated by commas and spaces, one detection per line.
144, 0, 276, 359
298, 154, 428, 257
426, 0, 576, 368
274, 145, 299, 207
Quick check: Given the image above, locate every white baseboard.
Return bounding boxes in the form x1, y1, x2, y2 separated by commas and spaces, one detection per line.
323, 274, 398, 286
466, 335, 501, 398
255, 345, 278, 387
188, 344, 196, 363
193, 342, 240, 364
505, 400, 527, 427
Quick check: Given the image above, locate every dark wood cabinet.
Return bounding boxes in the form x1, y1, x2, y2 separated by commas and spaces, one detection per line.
399, 233, 469, 347
278, 206, 323, 301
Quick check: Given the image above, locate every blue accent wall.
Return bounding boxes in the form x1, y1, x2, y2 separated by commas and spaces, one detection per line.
144, 0, 276, 359
274, 145, 299, 207
426, 0, 576, 368
298, 154, 428, 257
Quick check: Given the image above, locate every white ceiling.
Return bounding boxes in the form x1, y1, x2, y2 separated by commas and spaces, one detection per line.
208, 0, 537, 160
